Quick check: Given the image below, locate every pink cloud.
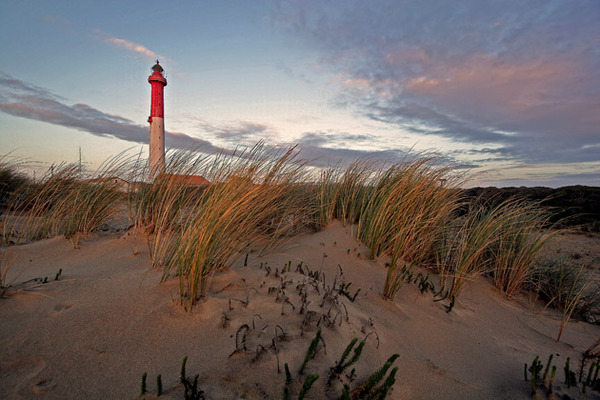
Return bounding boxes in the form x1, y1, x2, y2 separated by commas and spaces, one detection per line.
409, 55, 575, 100
338, 74, 396, 99
397, 54, 592, 129
100, 33, 184, 78
104, 36, 162, 61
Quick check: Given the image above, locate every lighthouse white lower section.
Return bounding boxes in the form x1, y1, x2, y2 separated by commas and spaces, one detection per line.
149, 117, 165, 177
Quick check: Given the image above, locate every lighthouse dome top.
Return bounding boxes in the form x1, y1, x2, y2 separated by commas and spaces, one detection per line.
148, 60, 167, 86
152, 60, 164, 73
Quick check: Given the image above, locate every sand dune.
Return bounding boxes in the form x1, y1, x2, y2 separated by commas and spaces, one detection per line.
1, 222, 599, 399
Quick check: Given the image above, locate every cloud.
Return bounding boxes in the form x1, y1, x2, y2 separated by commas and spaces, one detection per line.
274, 0, 600, 165
291, 130, 471, 168
0, 74, 417, 168
476, 168, 600, 188
0, 73, 221, 154
193, 118, 411, 166
97, 32, 172, 64
295, 136, 402, 167
0, 73, 503, 172
197, 120, 271, 144
1, 73, 435, 168
96, 31, 185, 79
106, 37, 160, 60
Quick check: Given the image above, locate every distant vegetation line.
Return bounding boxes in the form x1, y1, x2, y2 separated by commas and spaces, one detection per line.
463, 186, 600, 232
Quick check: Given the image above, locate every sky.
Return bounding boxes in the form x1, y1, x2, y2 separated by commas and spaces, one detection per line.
1, 0, 599, 187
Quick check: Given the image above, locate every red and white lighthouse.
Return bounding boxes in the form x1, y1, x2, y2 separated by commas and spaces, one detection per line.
148, 60, 167, 175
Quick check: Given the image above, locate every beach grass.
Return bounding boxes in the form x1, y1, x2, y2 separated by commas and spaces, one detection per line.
1, 146, 572, 315
319, 157, 462, 300
318, 160, 372, 227
529, 255, 600, 330
127, 148, 207, 266
157, 145, 312, 307
434, 198, 558, 303
26, 156, 129, 248
1, 158, 38, 293
489, 201, 558, 298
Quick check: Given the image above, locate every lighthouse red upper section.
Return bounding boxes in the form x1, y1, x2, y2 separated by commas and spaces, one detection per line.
148, 61, 167, 119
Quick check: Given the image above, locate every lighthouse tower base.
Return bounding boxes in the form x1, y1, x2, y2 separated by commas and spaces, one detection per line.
149, 117, 165, 176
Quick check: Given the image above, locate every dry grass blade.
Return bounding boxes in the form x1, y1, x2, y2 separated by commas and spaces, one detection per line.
437, 198, 558, 305
160, 144, 312, 308
556, 264, 590, 342
440, 201, 512, 302
1, 157, 43, 293
8, 153, 132, 248
47, 156, 129, 248
128, 148, 209, 266
383, 168, 461, 299
490, 202, 558, 298
334, 157, 461, 300
318, 160, 372, 228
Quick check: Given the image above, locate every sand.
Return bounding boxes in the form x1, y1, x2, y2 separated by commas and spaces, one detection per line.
1, 221, 599, 399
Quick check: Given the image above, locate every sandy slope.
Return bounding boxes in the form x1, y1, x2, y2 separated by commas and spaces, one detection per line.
1, 222, 599, 399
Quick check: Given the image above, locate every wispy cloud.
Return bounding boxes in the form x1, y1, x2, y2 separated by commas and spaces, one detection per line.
95, 30, 172, 64
96, 31, 185, 78
197, 119, 272, 145
193, 117, 430, 166
0, 73, 220, 154
293, 131, 405, 166
290, 130, 472, 168
106, 37, 160, 60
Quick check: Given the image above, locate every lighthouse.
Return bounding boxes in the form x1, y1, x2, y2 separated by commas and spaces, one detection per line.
148, 60, 167, 175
